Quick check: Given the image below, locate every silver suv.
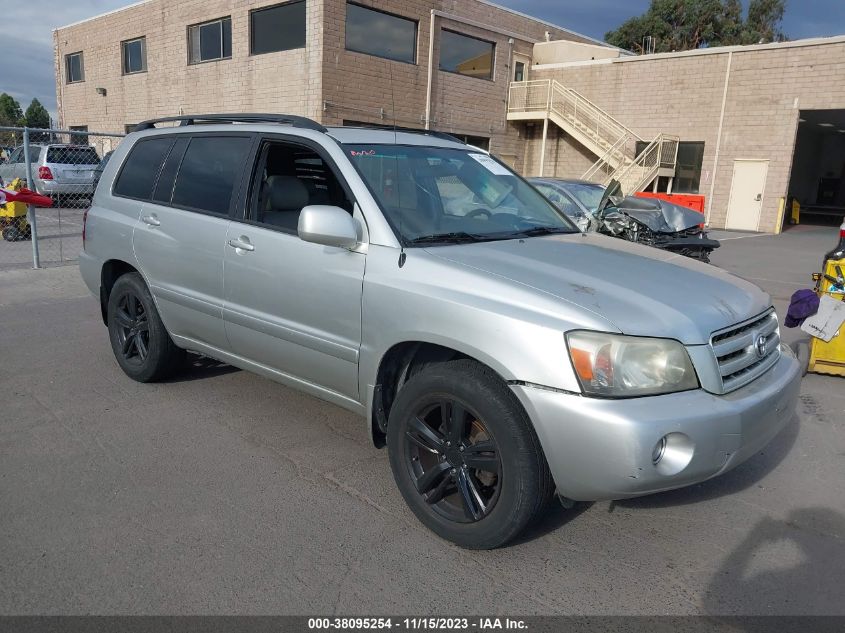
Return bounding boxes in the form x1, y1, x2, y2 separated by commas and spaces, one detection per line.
0, 143, 100, 205
80, 114, 801, 549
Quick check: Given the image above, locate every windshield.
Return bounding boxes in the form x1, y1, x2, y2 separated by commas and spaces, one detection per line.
345, 144, 577, 245
563, 182, 606, 213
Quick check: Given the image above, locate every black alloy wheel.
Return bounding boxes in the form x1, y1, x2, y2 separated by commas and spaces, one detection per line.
107, 272, 185, 382
387, 359, 554, 549
113, 291, 150, 366
404, 398, 502, 523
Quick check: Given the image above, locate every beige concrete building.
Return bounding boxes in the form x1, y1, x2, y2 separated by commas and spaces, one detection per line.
515, 36, 845, 233
53, 0, 605, 162
54, 1, 845, 233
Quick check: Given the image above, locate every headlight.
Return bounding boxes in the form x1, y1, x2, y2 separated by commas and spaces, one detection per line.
566, 331, 699, 398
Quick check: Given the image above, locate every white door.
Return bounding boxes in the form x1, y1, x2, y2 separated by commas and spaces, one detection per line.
725, 159, 769, 231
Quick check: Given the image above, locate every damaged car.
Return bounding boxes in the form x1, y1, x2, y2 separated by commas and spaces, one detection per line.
531, 178, 720, 263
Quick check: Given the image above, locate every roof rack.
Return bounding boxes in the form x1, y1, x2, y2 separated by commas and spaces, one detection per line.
133, 114, 327, 133
340, 124, 465, 144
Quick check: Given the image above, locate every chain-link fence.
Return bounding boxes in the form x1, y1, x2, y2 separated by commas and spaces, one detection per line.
0, 126, 125, 269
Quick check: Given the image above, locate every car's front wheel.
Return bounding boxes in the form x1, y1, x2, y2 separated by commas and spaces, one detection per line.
387, 359, 554, 549
107, 272, 185, 382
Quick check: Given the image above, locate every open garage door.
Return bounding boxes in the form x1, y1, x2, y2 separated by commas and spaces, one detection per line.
786, 110, 845, 229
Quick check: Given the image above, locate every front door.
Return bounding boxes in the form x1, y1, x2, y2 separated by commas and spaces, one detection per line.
725, 159, 769, 231
222, 137, 365, 400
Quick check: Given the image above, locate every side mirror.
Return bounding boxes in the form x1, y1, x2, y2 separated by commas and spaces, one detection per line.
298, 205, 359, 249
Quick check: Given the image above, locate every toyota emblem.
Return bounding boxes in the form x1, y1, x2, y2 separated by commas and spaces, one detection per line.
755, 335, 768, 358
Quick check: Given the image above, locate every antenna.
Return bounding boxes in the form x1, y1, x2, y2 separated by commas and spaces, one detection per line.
388, 57, 407, 267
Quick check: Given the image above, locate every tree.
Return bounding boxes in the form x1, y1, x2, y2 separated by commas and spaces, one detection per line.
743, 0, 787, 44
0, 93, 23, 126
605, 0, 787, 53
24, 99, 50, 130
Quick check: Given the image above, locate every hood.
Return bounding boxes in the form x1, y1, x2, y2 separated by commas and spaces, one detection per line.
612, 197, 705, 233
426, 233, 771, 344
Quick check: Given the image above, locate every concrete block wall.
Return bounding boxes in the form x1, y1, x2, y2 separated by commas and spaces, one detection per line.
55, 0, 600, 174
54, 0, 324, 133
320, 0, 589, 172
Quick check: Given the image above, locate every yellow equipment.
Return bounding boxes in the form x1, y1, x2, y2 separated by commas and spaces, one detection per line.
790, 199, 800, 225
1, 178, 32, 242
808, 258, 845, 377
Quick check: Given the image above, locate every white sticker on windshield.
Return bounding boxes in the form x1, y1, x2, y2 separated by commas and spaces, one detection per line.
469, 153, 512, 176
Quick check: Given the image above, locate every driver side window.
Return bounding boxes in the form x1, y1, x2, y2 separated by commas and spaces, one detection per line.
249, 140, 354, 234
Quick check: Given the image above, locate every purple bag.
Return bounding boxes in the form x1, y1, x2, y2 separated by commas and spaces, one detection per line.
785, 289, 820, 328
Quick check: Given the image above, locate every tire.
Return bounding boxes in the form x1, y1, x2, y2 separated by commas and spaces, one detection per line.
2, 224, 20, 242
794, 340, 810, 377
387, 359, 554, 549
107, 272, 186, 382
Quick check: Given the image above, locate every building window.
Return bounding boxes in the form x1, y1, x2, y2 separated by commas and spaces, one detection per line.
439, 30, 494, 80
251, 1, 306, 55
674, 142, 705, 193
66, 52, 84, 83
345, 3, 417, 64
188, 17, 232, 64
514, 61, 525, 82
452, 134, 490, 150
68, 125, 89, 146
122, 37, 147, 74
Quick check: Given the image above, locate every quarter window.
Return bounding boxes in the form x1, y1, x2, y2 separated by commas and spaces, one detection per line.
188, 17, 232, 64
122, 37, 147, 74
251, 1, 306, 55
66, 52, 84, 83
439, 30, 495, 80
113, 138, 174, 200
345, 3, 417, 64
171, 136, 252, 215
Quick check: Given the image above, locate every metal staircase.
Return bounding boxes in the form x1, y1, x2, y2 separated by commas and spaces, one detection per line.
507, 79, 679, 194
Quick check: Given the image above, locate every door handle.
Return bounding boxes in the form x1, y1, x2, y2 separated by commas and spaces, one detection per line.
228, 237, 255, 252
141, 214, 160, 227
754, 193, 762, 202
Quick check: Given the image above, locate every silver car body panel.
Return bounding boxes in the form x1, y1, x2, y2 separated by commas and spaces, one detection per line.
80, 123, 801, 503
133, 203, 231, 350
222, 221, 365, 399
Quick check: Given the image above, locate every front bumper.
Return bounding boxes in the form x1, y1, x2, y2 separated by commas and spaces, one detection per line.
511, 345, 801, 502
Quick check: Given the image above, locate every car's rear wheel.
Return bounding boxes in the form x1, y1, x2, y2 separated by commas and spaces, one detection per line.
387, 359, 553, 549
107, 272, 185, 382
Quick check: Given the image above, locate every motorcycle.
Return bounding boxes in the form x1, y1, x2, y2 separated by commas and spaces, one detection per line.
591, 180, 721, 263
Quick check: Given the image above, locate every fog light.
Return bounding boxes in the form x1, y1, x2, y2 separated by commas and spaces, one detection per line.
652, 436, 668, 465
652, 432, 695, 476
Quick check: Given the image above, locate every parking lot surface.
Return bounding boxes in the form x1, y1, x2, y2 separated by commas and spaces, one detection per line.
1, 225, 844, 615
0, 207, 84, 269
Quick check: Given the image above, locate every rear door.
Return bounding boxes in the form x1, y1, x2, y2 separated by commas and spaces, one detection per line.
127, 133, 255, 352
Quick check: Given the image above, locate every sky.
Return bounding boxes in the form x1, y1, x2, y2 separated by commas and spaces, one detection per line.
1, 0, 843, 124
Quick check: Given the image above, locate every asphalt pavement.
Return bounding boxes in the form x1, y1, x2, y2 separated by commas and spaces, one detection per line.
1, 224, 843, 615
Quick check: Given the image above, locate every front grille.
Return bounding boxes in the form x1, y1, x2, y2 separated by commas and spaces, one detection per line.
710, 309, 781, 393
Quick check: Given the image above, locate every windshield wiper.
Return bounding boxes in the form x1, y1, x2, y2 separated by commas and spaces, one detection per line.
407, 232, 491, 245
506, 226, 577, 238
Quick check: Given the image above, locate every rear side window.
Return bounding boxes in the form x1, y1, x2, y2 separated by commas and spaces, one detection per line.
171, 136, 252, 215
152, 137, 190, 204
113, 138, 174, 200
46, 146, 100, 165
